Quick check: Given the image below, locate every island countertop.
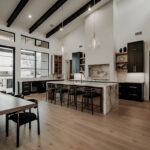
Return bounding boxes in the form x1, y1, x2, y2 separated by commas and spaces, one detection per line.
47, 81, 119, 115
46, 80, 118, 88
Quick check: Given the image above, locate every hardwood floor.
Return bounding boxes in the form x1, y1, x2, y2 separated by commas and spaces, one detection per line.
0, 95, 150, 150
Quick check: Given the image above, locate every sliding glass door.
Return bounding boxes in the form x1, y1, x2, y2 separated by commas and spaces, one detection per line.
0, 46, 15, 94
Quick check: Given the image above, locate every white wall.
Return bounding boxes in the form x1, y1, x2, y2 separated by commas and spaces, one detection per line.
0, 24, 61, 95
62, 1, 115, 81
114, 0, 150, 101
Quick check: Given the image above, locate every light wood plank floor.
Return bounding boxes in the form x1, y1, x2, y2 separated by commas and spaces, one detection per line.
0, 94, 150, 150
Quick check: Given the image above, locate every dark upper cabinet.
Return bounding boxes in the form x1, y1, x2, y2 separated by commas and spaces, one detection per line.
72, 52, 82, 73
128, 41, 144, 73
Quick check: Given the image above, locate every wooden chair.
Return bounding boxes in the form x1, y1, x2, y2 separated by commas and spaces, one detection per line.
6, 99, 40, 147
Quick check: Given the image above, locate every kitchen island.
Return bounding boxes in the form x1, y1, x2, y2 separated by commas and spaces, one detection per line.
46, 81, 119, 115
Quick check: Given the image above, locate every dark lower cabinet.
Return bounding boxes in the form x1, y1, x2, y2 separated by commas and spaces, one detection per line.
18, 81, 46, 96
119, 83, 144, 101
21, 82, 31, 95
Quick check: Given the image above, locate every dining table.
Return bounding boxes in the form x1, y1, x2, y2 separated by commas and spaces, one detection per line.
0, 93, 36, 116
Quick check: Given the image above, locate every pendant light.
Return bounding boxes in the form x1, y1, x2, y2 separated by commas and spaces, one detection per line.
60, 6, 64, 31
60, 6, 64, 54
92, 0, 96, 49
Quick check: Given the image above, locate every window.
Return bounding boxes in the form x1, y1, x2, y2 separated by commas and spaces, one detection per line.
0, 29, 15, 42
36, 40, 49, 49
36, 52, 49, 78
21, 50, 35, 78
21, 49, 49, 78
21, 35, 49, 49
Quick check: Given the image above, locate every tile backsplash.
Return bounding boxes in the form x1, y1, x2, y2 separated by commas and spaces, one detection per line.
88, 64, 110, 80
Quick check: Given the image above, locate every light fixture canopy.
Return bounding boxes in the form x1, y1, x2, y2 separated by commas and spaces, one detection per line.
28, 14, 32, 19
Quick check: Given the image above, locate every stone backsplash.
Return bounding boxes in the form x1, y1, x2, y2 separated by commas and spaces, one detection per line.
88, 64, 110, 80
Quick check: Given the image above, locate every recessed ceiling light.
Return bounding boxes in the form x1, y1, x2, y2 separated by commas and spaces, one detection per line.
28, 14, 32, 19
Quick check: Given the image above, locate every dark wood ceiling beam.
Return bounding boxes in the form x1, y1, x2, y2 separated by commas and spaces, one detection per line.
29, 0, 68, 33
7, 0, 29, 27
46, 0, 101, 38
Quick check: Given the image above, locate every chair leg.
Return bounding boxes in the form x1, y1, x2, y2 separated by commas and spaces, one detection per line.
37, 118, 40, 135
29, 122, 31, 129
6, 114, 9, 137
16, 118, 20, 147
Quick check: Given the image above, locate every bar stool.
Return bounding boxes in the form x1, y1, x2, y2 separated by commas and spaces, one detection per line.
81, 87, 102, 115
54, 84, 68, 106
67, 85, 82, 110
46, 83, 56, 102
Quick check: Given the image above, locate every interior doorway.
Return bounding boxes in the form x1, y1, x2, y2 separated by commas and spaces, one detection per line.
0, 45, 15, 94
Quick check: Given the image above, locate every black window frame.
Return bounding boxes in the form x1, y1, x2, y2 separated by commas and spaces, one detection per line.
0, 29, 15, 42
21, 35, 49, 49
20, 49, 49, 78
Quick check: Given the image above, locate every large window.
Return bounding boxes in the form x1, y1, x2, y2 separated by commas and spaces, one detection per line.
21, 50, 35, 78
21, 35, 49, 49
21, 49, 49, 78
0, 29, 15, 42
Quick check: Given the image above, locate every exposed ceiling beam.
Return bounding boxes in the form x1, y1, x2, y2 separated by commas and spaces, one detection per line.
7, 0, 29, 27
29, 0, 68, 33
46, 0, 101, 38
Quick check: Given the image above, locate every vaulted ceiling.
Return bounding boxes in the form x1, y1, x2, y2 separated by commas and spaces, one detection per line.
0, 0, 110, 39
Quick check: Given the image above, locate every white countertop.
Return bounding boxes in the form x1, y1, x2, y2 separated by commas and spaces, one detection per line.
18, 78, 64, 82
47, 80, 118, 88
70, 79, 144, 84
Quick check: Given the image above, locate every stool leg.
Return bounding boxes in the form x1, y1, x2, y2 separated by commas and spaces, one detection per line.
6, 114, 9, 137
54, 91, 56, 104
91, 97, 94, 115
67, 93, 70, 107
60, 92, 63, 106
81, 96, 84, 112
100, 95, 103, 112
16, 114, 20, 147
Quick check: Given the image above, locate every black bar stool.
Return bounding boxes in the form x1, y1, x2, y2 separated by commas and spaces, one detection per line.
81, 87, 102, 115
67, 85, 82, 110
54, 84, 68, 106
46, 83, 56, 102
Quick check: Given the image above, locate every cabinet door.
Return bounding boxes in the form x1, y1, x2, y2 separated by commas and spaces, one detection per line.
128, 41, 144, 72
72, 53, 80, 73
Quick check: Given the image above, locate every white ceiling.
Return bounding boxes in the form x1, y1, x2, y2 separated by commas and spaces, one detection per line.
0, 0, 110, 39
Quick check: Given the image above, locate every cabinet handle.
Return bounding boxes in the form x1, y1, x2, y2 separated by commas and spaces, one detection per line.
128, 94, 137, 96
132, 49, 136, 51
129, 86, 137, 89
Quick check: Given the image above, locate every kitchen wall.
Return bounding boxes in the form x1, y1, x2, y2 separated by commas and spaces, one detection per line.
62, 1, 115, 81
114, 0, 150, 101
0, 24, 61, 95
61, 0, 149, 101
